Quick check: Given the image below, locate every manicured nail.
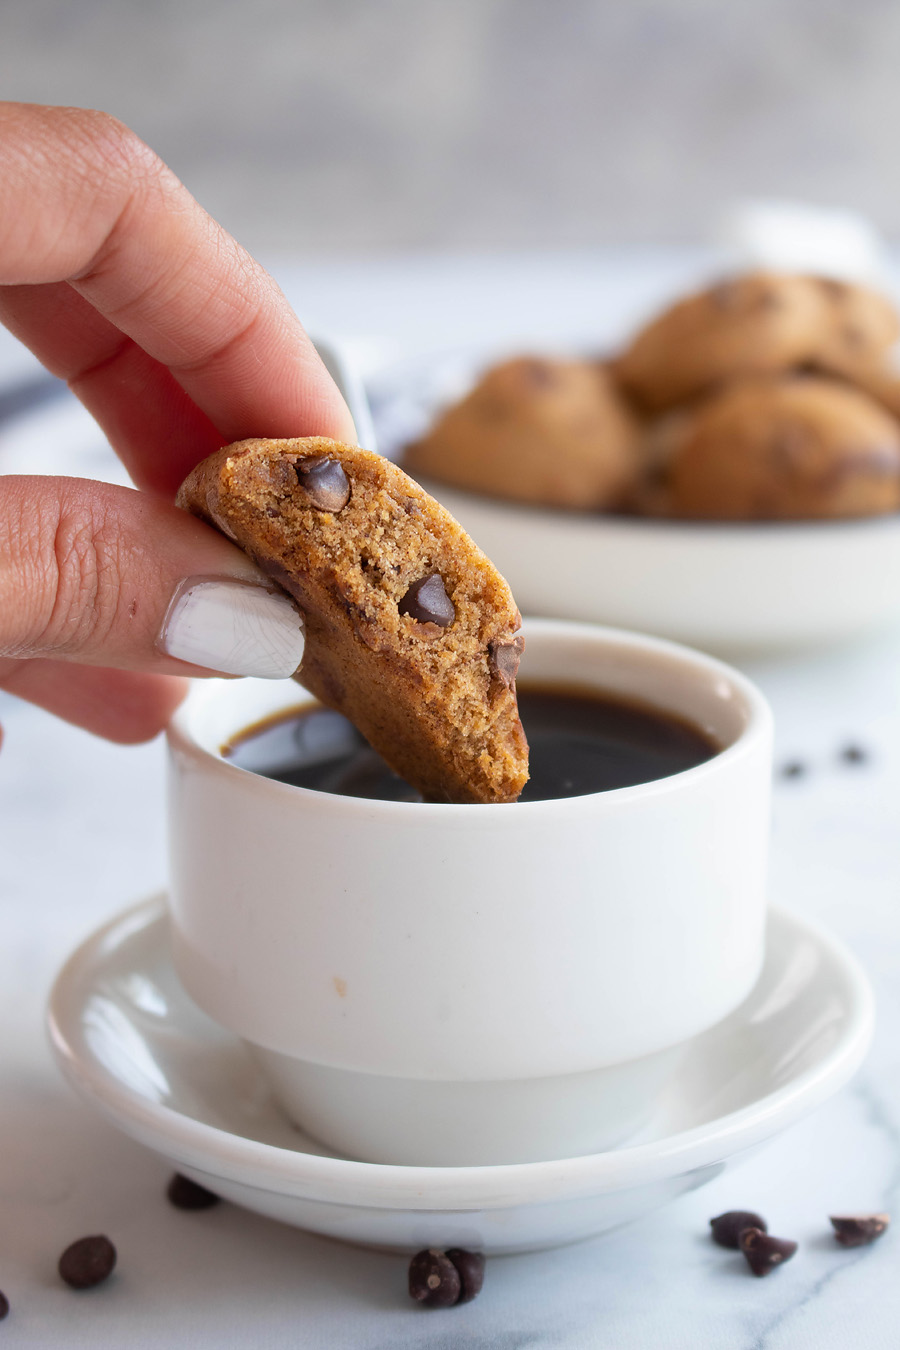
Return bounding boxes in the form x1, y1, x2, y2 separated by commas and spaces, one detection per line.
161, 579, 304, 678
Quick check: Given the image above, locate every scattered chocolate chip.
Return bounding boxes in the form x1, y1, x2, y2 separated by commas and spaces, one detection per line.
399, 574, 455, 628
488, 634, 525, 689
408, 1249, 462, 1308
295, 456, 351, 512
167, 1173, 221, 1211
709, 1210, 768, 1249
779, 760, 807, 779
445, 1248, 486, 1304
830, 1213, 890, 1247
739, 1227, 798, 1277
58, 1235, 117, 1290
840, 743, 869, 766
0, 1290, 8, 1321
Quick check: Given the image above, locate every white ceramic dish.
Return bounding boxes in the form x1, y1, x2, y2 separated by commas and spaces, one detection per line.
414, 489, 900, 654
368, 353, 900, 654
48, 896, 873, 1254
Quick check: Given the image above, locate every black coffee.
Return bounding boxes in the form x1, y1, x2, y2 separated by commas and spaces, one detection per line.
223, 686, 718, 802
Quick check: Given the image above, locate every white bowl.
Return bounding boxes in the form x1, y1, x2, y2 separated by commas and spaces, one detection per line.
420, 486, 900, 655
366, 348, 900, 654
47, 896, 874, 1254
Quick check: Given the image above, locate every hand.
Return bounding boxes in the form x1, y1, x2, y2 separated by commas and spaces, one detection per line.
0, 102, 356, 748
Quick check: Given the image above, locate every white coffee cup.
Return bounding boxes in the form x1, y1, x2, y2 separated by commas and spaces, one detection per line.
166, 619, 772, 1166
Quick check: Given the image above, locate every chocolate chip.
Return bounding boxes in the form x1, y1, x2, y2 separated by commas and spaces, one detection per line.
489, 634, 525, 688
842, 322, 866, 350
295, 456, 350, 512
408, 1249, 462, 1308
399, 574, 455, 627
770, 426, 807, 469
167, 1172, 221, 1211
754, 287, 785, 311
0, 1291, 8, 1321
830, 1213, 890, 1247
58, 1235, 117, 1290
709, 280, 742, 311
739, 1228, 798, 1277
445, 1248, 485, 1304
779, 760, 807, 780
840, 743, 869, 766
709, 1210, 768, 1249
518, 359, 558, 388
711, 279, 782, 313
818, 277, 849, 301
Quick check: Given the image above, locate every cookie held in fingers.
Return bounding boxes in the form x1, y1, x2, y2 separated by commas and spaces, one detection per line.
405, 356, 642, 510
177, 438, 528, 803
666, 376, 900, 520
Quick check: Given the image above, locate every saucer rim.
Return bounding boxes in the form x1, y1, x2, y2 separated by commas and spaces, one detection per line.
47, 895, 874, 1212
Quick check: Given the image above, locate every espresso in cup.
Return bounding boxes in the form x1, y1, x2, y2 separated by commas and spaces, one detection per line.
224, 687, 719, 802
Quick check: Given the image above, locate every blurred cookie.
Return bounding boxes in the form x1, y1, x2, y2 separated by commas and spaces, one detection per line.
405, 357, 641, 511
178, 437, 529, 804
808, 351, 900, 422
813, 276, 900, 372
667, 377, 900, 520
625, 410, 694, 517
615, 272, 899, 412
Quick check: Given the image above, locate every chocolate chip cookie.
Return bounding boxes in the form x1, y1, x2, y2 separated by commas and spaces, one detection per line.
807, 351, 900, 422
405, 356, 641, 510
812, 276, 900, 373
666, 376, 900, 519
177, 438, 529, 803
615, 272, 900, 412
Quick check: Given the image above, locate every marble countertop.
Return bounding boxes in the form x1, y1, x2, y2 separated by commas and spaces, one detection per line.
1, 252, 900, 1348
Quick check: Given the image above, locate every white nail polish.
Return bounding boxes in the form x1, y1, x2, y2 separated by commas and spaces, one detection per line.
161, 580, 305, 678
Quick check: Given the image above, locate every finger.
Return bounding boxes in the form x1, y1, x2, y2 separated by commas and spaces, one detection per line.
0, 281, 223, 494
0, 659, 187, 743
0, 103, 356, 469
0, 475, 305, 679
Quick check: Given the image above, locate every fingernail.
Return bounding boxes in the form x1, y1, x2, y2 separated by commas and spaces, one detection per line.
161, 579, 304, 678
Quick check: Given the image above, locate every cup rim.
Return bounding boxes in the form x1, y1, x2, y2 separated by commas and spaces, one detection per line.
166, 618, 773, 817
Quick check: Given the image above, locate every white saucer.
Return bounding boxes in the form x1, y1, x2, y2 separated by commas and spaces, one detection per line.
48, 896, 873, 1254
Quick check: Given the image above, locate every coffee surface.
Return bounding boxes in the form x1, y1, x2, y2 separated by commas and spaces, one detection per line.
223, 686, 718, 802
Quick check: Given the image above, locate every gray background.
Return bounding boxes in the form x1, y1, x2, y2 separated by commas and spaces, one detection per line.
3, 0, 898, 255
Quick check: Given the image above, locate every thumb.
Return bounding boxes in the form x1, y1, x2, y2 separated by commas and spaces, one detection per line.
0, 475, 305, 678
